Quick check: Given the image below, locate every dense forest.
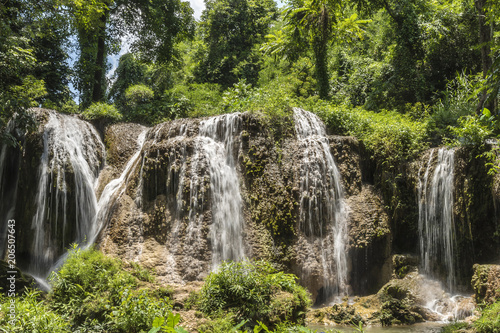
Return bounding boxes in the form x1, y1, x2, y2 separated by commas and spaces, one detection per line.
2, 0, 500, 332
1, 0, 499, 145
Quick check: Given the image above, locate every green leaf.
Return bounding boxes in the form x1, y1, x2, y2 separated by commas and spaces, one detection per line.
166, 312, 181, 328
152, 316, 165, 328
483, 108, 491, 118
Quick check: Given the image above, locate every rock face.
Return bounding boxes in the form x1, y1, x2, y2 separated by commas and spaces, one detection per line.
472, 264, 500, 305
0, 109, 105, 277
95, 110, 393, 301
4, 107, 500, 305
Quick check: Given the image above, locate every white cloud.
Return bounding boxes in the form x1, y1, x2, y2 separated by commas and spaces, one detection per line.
188, 0, 205, 20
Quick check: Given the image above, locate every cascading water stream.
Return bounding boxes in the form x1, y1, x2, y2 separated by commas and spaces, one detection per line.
416, 147, 474, 322
30, 111, 105, 277
198, 113, 245, 268
293, 108, 349, 301
89, 129, 148, 246
418, 147, 456, 291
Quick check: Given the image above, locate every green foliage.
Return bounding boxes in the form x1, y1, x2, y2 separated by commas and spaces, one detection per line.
0, 289, 70, 333
281, 0, 369, 99
130, 261, 156, 283
315, 104, 428, 167
194, 0, 278, 88
442, 322, 471, 333
199, 260, 311, 329
120, 0, 195, 65
428, 72, 479, 141
81, 102, 123, 122
109, 53, 148, 108
475, 300, 500, 333
109, 288, 172, 332
148, 313, 189, 333
448, 116, 493, 147
177, 83, 222, 118
49, 245, 135, 324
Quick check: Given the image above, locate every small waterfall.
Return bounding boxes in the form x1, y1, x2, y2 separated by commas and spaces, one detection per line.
198, 114, 245, 267
30, 111, 105, 276
418, 147, 456, 291
293, 108, 349, 301
90, 129, 148, 246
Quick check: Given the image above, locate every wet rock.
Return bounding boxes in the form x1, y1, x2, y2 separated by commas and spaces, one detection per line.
392, 254, 419, 279
0, 261, 36, 295
472, 264, 500, 304
348, 185, 392, 294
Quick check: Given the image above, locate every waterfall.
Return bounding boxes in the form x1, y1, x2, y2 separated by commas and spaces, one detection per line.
293, 108, 349, 300
90, 129, 148, 246
198, 114, 245, 267
418, 147, 456, 291
30, 111, 105, 276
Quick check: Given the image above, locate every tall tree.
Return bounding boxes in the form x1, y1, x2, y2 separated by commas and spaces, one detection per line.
282, 0, 367, 99
194, 0, 277, 88
475, 0, 497, 113
69, 0, 114, 109
0, 0, 49, 144
69, 0, 194, 109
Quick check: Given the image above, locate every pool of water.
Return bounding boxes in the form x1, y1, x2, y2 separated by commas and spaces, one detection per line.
309, 322, 445, 332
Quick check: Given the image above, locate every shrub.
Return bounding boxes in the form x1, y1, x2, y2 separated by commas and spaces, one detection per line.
313, 104, 429, 168
125, 84, 154, 104
475, 301, 500, 333
49, 245, 136, 326
199, 260, 311, 329
109, 288, 172, 332
0, 289, 70, 333
81, 102, 123, 121
123, 84, 155, 123
448, 115, 493, 147
427, 72, 479, 141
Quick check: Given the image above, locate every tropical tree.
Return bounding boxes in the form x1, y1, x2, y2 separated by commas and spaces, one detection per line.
67, 0, 194, 109
194, 0, 278, 88
280, 0, 367, 99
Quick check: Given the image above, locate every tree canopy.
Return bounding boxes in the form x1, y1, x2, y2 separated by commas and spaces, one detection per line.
0, 0, 499, 146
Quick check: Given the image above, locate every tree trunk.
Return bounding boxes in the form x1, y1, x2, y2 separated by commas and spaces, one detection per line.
92, 11, 108, 103
475, 0, 494, 113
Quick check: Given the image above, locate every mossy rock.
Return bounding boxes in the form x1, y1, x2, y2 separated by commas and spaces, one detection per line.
0, 261, 36, 295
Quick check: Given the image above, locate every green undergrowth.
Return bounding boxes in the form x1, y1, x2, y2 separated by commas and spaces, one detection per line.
474, 301, 500, 333
199, 260, 311, 330
0, 245, 182, 333
0, 247, 320, 333
309, 102, 429, 168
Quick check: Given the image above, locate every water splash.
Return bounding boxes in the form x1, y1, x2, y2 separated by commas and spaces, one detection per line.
293, 108, 349, 301
418, 148, 456, 291
30, 111, 105, 277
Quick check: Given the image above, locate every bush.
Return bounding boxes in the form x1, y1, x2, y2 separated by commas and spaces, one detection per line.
199, 260, 311, 329
81, 102, 123, 122
448, 115, 493, 147
123, 84, 155, 123
109, 288, 172, 333
0, 289, 70, 333
475, 301, 500, 333
428, 73, 479, 141
49, 245, 136, 326
313, 104, 429, 168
